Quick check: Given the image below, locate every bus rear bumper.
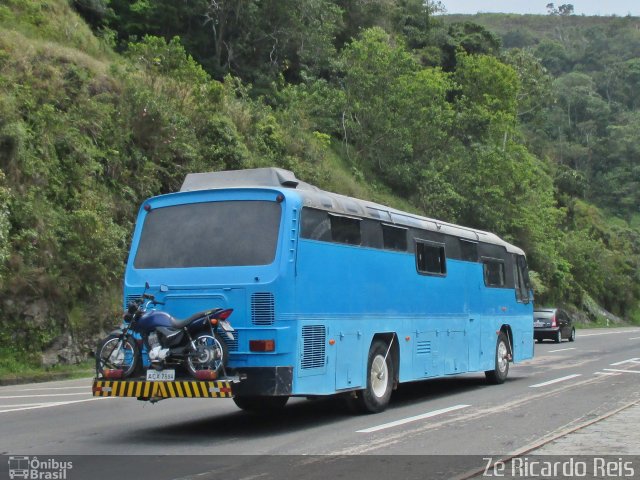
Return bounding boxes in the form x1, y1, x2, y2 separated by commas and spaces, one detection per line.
231, 366, 293, 396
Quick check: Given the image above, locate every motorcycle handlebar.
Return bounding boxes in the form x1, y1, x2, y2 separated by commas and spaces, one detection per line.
141, 294, 165, 306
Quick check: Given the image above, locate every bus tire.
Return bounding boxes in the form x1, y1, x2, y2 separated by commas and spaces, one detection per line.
232, 395, 289, 413
485, 332, 509, 385
354, 340, 394, 414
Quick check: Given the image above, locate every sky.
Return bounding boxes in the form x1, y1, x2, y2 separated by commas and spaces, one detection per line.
440, 1, 640, 16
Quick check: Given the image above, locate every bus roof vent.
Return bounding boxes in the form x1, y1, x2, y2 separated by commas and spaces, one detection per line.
180, 167, 319, 192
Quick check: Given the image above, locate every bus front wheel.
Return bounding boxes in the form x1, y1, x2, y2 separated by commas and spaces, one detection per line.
485, 332, 510, 385
353, 340, 394, 414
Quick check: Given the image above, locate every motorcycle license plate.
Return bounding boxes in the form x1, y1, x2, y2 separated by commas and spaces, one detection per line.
146, 369, 175, 381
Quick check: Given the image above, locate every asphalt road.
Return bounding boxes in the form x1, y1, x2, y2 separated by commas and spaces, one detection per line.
1, 327, 639, 479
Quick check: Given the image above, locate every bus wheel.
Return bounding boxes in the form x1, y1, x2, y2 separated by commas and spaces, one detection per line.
485, 332, 509, 385
354, 340, 394, 414
232, 395, 289, 413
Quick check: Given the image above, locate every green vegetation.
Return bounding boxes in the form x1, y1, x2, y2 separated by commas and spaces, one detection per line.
0, 354, 93, 384
0, 1, 639, 372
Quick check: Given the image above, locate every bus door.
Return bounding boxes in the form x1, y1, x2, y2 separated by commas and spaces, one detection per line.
441, 316, 469, 375
466, 268, 484, 371
462, 240, 483, 371
438, 265, 469, 375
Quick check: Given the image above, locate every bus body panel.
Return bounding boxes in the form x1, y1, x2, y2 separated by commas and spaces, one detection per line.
122, 169, 534, 399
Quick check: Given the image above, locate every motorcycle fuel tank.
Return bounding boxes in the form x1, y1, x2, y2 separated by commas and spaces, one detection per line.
136, 311, 175, 333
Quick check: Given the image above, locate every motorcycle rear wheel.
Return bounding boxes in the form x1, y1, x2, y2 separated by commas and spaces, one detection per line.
96, 334, 139, 378
186, 332, 228, 377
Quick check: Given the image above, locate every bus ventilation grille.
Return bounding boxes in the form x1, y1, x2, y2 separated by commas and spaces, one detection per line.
301, 325, 326, 369
251, 293, 275, 325
416, 340, 432, 355
222, 331, 239, 352
124, 295, 140, 310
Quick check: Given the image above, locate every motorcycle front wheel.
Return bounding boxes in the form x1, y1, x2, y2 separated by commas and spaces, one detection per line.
96, 334, 139, 378
186, 332, 228, 378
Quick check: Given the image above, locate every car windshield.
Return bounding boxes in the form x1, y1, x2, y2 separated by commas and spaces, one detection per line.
134, 200, 282, 268
534, 311, 554, 320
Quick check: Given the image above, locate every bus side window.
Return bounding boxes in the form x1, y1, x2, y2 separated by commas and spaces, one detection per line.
483, 258, 505, 287
460, 239, 478, 262
301, 208, 331, 241
382, 224, 408, 251
329, 214, 361, 245
515, 255, 531, 303
416, 240, 446, 275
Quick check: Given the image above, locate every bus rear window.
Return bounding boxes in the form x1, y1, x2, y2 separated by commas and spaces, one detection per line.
134, 200, 281, 268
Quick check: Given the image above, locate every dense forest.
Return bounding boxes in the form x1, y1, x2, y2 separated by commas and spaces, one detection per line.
0, 0, 638, 369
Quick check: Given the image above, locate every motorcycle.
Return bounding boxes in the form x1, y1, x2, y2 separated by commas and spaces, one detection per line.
96, 287, 234, 380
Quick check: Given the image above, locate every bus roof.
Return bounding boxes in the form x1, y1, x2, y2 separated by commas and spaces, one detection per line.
180, 168, 525, 256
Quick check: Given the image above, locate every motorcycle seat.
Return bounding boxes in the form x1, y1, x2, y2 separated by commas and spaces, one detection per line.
170, 309, 216, 329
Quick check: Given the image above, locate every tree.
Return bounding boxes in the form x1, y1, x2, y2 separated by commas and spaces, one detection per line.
338, 27, 459, 197
0, 170, 10, 287
535, 39, 572, 76
441, 22, 501, 70
546, 3, 574, 16
503, 49, 554, 123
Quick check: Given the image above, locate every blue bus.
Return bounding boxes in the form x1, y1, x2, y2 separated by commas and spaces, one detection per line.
121, 167, 534, 413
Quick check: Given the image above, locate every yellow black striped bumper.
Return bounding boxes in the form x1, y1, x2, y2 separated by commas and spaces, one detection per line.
92, 379, 233, 399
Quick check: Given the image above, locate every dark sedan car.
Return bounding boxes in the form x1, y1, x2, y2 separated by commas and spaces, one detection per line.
534, 307, 576, 343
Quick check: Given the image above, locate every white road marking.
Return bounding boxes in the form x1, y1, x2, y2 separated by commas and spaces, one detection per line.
529, 374, 582, 388
357, 404, 470, 433
603, 368, 640, 375
594, 371, 620, 376
548, 347, 576, 353
1, 386, 89, 392
610, 358, 640, 366
0, 397, 113, 414
579, 329, 640, 337
0, 392, 92, 400
0, 402, 63, 408
629, 337, 640, 340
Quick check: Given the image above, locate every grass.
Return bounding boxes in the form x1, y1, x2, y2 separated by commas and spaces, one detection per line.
574, 314, 638, 329
0, 0, 111, 59
574, 320, 617, 329
323, 141, 419, 214
0, 349, 94, 385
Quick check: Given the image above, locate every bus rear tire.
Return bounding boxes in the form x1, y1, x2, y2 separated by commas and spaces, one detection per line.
353, 340, 394, 414
232, 395, 289, 413
485, 332, 509, 385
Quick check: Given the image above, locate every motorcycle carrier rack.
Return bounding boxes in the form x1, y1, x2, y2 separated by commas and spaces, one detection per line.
92, 378, 238, 401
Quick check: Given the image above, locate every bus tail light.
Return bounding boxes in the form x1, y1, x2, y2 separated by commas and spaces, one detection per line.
250, 340, 275, 352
